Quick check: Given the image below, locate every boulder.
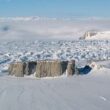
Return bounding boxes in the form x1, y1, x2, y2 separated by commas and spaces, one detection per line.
8, 62, 26, 77
67, 60, 75, 76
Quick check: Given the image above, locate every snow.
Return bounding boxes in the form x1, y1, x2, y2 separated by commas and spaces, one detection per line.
0, 68, 110, 110
0, 17, 110, 110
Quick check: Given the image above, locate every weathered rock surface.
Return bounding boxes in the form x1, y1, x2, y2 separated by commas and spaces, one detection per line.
8, 60, 75, 78
35, 60, 69, 78
67, 60, 75, 76
8, 62, 26, 77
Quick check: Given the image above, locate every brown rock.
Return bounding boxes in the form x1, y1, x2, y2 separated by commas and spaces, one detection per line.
67, 60, 75, 76
8, 62, 26, 77
36, 60, 68, 78
8, 63, 14, 75
50, 60, 62, 77
8, 60, 75, 78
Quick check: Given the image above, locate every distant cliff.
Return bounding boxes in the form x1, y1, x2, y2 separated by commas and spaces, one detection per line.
80, 30, 110, 40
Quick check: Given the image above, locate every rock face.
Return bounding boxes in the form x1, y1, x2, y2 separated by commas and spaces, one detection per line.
35, 60, 68, 77
8, 60, 75, 78
8, 62, 26, 77
67, 60, 75, 76
80, 31, 97, 40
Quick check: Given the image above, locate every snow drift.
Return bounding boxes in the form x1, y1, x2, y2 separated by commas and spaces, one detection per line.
0, 67, 110, 110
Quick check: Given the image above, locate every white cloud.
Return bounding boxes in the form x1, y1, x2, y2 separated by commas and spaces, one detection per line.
0, 17, 110, 40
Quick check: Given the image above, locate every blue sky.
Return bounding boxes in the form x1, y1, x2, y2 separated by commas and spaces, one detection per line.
0, 0, 110, 17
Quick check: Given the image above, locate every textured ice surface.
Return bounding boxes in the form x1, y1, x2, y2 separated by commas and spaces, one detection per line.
0, 40, 110, 73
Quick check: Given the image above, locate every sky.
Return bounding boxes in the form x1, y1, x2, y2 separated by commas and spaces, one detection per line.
0, 0, 110, 18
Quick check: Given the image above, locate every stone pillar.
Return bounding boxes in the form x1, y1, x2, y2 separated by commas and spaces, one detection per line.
8, 60, 74, 78
35, 60, 68, 78
50, 60, 62, 77
67, 60, 75, 76
8, 62, 26, 77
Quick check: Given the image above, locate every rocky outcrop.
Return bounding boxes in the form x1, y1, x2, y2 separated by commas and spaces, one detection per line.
35, 60, 68, 77
8, 62, 26, 77
8, 60, 75, 78
67, 60, 75, 76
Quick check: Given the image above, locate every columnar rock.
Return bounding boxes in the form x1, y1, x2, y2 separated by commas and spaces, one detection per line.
50, 60, 62, 77
36, 61, 47, 77
67, 60, 75, 76
25, 61, 37, 75
35, 60, 68, 78
36, 61, 53, 77
8, 60, 75, 78
8, 62, 26, 77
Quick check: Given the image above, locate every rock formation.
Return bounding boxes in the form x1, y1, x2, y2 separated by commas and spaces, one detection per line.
8, 62, 26, 77
35, 60, 68, 77
67, 60, 75, 76
8, 60, 75, 78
